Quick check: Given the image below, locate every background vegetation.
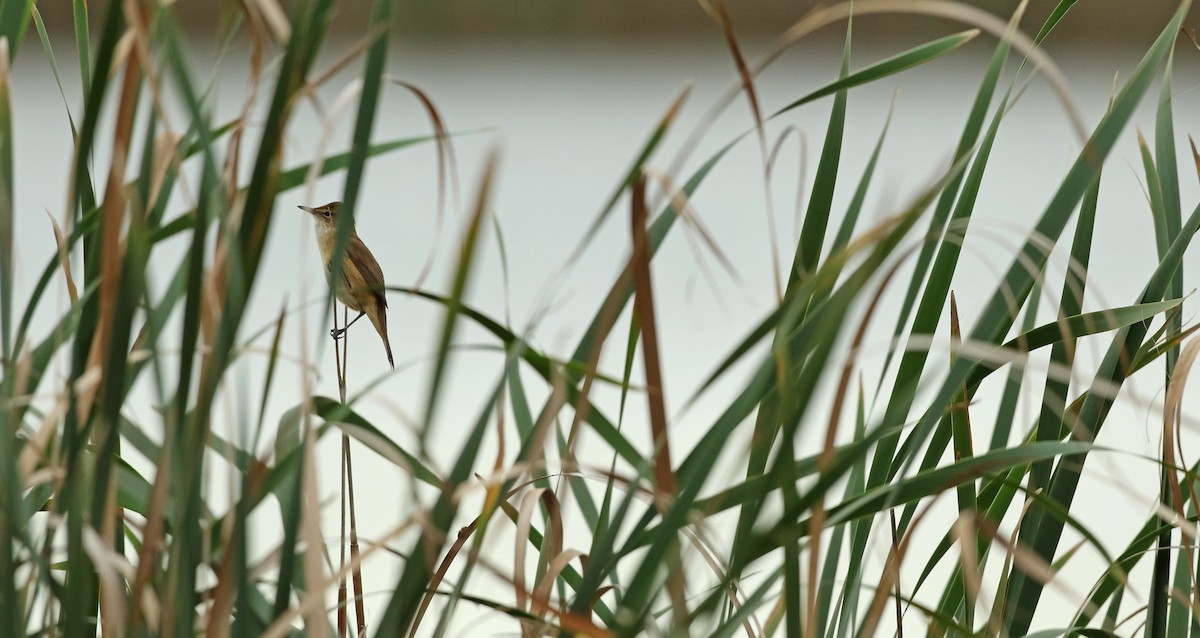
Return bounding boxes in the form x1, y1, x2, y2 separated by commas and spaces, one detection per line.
0, 0, 1198, 636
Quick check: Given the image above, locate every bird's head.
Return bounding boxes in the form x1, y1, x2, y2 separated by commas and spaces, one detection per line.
298, 201, 347, 232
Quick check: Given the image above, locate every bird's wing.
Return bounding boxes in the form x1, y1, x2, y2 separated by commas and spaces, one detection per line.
347, 236, 388, 309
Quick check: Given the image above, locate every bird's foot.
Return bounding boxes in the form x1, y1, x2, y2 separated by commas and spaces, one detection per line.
330, 327, 347, 340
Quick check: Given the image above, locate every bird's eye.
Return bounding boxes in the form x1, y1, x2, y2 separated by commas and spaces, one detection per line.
323, 212, 331, 218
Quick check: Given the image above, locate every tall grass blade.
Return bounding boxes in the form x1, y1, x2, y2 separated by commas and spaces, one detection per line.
30, 7, 77, 136
72, 0, 89, 96
377, 152, 497, 634
889, 84, 1013, 540
873, 4, 1025, 407
325, 0, 393, 351
895, 2, 1189, 549
1151, 45, 1185, 638
989, 288, 1041, 451
793, 18, 851, 280
1006, 197, 1200, 633
0, 37, 12, 358
0, 0, 32, 62
0, 35, 19, 638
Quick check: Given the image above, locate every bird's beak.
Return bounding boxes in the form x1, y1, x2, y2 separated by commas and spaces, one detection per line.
298, 205, 315, 214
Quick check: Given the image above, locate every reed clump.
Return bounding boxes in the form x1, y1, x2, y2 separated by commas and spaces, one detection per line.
0, 1, 1197, 636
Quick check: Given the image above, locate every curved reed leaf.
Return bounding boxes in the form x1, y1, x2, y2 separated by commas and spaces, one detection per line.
393, 286, 643, 468
771, 29, 978, 118
779, 441, 1096, 549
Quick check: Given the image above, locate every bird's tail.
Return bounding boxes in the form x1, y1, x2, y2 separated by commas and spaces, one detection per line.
382, 335, 395, 369
368, 300, 395, 369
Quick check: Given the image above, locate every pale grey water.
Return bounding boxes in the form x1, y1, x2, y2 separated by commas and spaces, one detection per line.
7, 34, 1200, 634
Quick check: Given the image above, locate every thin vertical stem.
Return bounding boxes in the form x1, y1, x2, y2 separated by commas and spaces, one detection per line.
338, 438, 347, 638
332, 303, 366, 636
629, 174, 686, 626
891, 510, 904, 638
333, 304, 346, 637
338, 304, 349, 403
347, 439, 367, 636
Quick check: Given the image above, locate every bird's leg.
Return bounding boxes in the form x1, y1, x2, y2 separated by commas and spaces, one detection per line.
330, 311, 366, 340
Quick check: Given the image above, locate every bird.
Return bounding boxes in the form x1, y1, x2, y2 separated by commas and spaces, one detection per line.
299, 201, 394, 368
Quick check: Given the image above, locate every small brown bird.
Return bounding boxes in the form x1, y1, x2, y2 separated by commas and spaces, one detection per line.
299, 202, 394, 368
